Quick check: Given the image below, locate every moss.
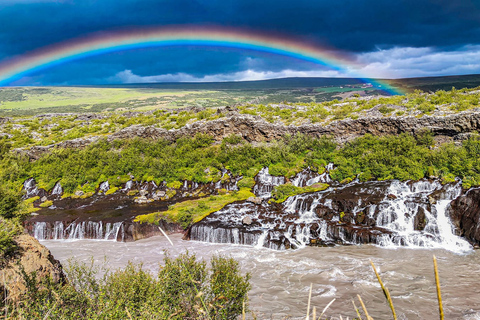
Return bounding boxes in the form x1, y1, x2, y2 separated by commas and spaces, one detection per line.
105, 186, 119, 195
135, 188, 254, 227
271, 182, 329, 203
166, 181, 182, 189
39, 200, 53, 208
237, 177, 255, 189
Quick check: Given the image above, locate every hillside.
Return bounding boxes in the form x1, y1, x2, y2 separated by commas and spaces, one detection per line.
2, 74, 480, 116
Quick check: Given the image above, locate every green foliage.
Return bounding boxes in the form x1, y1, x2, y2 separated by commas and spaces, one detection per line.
271, 183, 329, 203
237, 176, 255, 188
0, 187, 21, 219
5, 252, 250, 319
0, 217, 22, 260
378, 105, 394, 115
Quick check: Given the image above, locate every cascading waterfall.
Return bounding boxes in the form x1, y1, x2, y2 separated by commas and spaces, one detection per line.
291, 164, 333, 187
190, 176, 472, 253
99, 181, 110, 193
253, 167, 286, 198
51, 182, 63, 196
23, 178, 39, 198
33, 220, 125, 241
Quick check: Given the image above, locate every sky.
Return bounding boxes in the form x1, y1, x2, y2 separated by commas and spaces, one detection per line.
0, 0, 479, 85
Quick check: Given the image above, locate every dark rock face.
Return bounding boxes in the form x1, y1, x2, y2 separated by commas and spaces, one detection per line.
449, 188, 480, 246
15, 111, 480, 160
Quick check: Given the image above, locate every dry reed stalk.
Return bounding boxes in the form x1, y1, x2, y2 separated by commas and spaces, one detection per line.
433, 255, 444, 320
357, 295, 373, 320
125, 306, 133, 320
370, 260, 397, 320
352, 300, 363, 320
242, 299, 246, 320
319, 298, 336, 319
158, 226, 174, 246
306, 283, 313, 320
312, 306, 316, 320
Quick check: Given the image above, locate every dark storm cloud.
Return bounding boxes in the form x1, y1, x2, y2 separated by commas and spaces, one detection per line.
0, 0, 479, 84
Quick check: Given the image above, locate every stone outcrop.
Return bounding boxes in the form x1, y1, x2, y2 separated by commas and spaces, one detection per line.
0, 235, 66, 301
449, 188, 480, 246
14, 110, 480, 160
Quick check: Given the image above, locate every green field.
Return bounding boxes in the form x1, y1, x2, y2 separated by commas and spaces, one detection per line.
0, 83, 381, 116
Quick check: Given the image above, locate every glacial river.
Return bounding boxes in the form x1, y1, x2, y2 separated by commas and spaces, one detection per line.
42, 235, 480, 320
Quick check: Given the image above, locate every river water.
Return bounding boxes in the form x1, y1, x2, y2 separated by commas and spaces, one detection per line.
41, 235, 480, 320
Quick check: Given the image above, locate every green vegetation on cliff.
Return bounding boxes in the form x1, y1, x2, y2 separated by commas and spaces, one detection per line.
135, 188, 255, 228
3, 131, 480, 198
271, 183, 329, 203
3, 86, 480, 149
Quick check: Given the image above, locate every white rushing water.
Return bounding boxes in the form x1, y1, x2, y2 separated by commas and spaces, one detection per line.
189, 178, 471, 253
253, 167, 286, 198
34, 220, 125, 241
41, 234, 480, 320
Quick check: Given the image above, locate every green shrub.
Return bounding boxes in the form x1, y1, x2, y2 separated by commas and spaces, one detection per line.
0, 187, 21, 219
6, 252, 251, 319
237, 176, 255, 188
0, 217, 21, 260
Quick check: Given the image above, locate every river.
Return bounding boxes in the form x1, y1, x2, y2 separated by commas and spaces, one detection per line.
41, 235, 480, 320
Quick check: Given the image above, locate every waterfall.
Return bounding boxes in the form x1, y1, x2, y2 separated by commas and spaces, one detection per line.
51, 182, 63, 196
253, 167, 285, 198
190, 179, 472, 252
291, 164, 333, 187
23, 178, 39, 198
123, 180, 134, 191
99, 181, 110, 193
33, 220, 125, 241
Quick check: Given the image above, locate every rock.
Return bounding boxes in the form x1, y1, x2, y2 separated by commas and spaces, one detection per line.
246, 197, 263, 205
74, 190, 84, 196
15, 111, 480, 159
134, 195, 149, 204
242, 216, 252, 225
40, 196, 48, 202
139, 189, 148, 196
0, 235, 66, 301
414, 207, 427, 231
449, 189, 480, 245
387, 194, 397, 200
428, 195, 436, 204
155, 190, 166, 197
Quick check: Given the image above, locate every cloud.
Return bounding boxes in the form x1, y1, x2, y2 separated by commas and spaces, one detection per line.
110, 69, 345, 84
356, 45, 480, 79
108, 45, 480, 85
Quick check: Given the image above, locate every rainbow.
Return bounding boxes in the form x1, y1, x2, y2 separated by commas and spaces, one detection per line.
0, 26, 402, 94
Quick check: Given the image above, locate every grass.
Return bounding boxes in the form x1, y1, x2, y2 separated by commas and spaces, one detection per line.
270, 183, 329, 203
134, 188, 255, 227
0, 87, 210, 112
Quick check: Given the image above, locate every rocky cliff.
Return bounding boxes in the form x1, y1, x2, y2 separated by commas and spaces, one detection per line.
0, 235, 66, 302
16, 110, 480, 160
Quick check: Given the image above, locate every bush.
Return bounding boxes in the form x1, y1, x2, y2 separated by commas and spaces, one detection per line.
6, 252, 251, 319
0, 187, 21, 219
0, 217, 22, 260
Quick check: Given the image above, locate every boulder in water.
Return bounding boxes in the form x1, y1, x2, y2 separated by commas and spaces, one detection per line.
242, 216, 253, 225
246, 197, 262, 205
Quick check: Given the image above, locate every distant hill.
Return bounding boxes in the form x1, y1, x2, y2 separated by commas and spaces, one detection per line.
107, 74, 480, 92
106, 77, 366, 90
385, 74, 480, 92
